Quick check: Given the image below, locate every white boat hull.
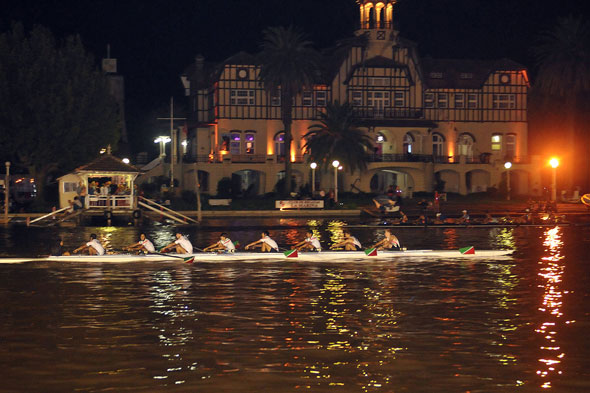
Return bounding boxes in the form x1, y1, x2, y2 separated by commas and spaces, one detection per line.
0, 249, 513, 263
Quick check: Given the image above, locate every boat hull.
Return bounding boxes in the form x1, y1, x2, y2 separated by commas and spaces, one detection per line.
0, 249, 513, 263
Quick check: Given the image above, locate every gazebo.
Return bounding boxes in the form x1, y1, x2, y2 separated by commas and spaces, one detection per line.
58, 151, 141, 211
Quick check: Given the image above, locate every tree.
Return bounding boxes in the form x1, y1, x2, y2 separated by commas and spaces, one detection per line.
0, 24, 120, 203
304, 101, 373, 174
258, 25, 319, 195
532, 16, 590, 190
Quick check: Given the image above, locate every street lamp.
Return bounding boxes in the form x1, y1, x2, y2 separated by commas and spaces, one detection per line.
504, 161, 512, 201
4, 161, 10, 222
332, 160, 340, 203
154, 136, 171, 157
549, 157, 559, 202
310, 162, 317, 194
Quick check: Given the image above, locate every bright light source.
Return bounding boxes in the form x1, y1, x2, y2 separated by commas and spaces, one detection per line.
549, 157, 559, 169
154, 136, 171, 144
504, 162, 512, 169
122, 158, 130, 164
99, 148, 106, 154
181, 140, 188, 147
338, 166, 343, 170
332, 160, 340, 168
310, 162, 317, 169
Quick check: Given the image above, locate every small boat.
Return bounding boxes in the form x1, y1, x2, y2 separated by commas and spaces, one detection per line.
0, 248, 513, 264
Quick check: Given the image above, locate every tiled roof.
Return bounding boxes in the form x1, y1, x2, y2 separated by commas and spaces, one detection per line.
420, 57, 527, 89
75, 154, 141, 173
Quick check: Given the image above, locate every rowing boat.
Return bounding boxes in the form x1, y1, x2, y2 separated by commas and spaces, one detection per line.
0, 249, 513, 264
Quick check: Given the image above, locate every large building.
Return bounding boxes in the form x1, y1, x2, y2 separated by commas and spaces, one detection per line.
151, 0, 541, 198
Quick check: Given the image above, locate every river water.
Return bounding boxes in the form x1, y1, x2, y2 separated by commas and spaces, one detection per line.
0, 218, 589, 392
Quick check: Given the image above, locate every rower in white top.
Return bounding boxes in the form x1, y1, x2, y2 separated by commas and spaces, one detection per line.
371, 229, 401, 250
125, 233, 156, 254
330, 231, 362, 251
245, 231, 279, 252
73, 233, 106, 255
204, 233, 236, 253
161, 232, 193, 254
293, 230, 322, 252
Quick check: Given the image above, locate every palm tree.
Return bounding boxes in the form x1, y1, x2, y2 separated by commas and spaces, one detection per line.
532, 16, 590, 189
304, 101, 373, 174
258, 26, 320, 195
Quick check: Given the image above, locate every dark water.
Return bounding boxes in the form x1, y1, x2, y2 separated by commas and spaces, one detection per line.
1, 219, 589, 392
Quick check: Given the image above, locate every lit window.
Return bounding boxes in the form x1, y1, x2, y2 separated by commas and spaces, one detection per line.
454, 93, 464, 108
492, 94, 515, 109
245, 132, 255, 154
302, 91, 313, 106
403, 133, 414, 154
315, 91, 327, 107
351, 91, 362, 106
467, 94, 478, 108
230, 90, 255, 105
424, 93, 434, 108
437, 93, 448, 108
491, 134, 502, 151
230, 131, 241, 154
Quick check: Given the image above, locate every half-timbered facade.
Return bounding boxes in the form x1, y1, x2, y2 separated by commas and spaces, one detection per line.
168, 0, 539, 197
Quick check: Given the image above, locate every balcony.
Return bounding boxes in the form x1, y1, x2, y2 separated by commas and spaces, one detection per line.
367, 153, 433, 163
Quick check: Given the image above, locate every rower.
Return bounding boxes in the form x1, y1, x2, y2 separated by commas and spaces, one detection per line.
245, 231, 279, 252
50, 237, 71, 256
73, 233, 105, 255
371, 229, 400, 250
161, 232, 193, 254
330, 231, 362, 251
204, 232, 236, 253
293, 230, 322, 252
125, 233, 155, 254
457, 209, 470, 224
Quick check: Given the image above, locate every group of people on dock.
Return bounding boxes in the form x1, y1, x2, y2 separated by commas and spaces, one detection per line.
53, 229, 401, 257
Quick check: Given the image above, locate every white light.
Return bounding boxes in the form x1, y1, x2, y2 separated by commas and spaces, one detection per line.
310, 162, 317, 169
338, 166, 343, 170
122, 158, 130, 164
181, 140, 188, 147
154, 136, 171, 144
332, 160, 340, 168
504, 162, 512, 169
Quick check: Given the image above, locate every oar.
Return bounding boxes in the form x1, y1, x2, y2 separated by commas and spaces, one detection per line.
152, 250, 195, 264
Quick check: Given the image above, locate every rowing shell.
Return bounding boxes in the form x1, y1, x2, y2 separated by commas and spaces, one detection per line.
0, 249, 513, 264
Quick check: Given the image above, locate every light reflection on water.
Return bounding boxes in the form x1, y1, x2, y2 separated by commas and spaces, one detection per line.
0, 221, 589, 392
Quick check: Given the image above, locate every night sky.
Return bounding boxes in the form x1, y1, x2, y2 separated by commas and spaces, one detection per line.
2, 0, 589, 151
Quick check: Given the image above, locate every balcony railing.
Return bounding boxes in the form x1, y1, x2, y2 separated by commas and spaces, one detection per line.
87, 195, 134, 209
367, 153, 433, 163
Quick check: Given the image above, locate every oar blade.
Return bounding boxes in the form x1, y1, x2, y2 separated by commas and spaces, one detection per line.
183, 256, 195, 264
459, 246, 475, 255
364, 248, 378, 256
284, 249, 298, 258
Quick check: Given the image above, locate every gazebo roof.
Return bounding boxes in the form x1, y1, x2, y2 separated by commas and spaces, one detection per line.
75, 153, 141, 174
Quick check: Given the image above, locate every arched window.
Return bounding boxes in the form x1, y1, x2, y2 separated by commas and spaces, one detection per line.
458, 133, 474, 159
403, 133, 414, 154
229, 131, 241, 155
275, 132, 285, 158
244, 131, 256, 154
374, 132, 386, 156
432, 133, 445, 157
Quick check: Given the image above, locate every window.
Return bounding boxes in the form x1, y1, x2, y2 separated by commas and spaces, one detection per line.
403, 133, 414, 154
432, 133, 444, 156
424, 93, 434, 108
429, 72, 443, 79
458, 133, 474, 158
454, 93, 464, 108
369, 77, 389, 86
459, 73, 473, 79
351, 91, 362, 106
368, 91, 390, 116
231, 89, 255, 105
467, 94, 478, 108
491, 134, 502, 151
506, 134, 516, 159
63, 182, 78, 193
302, 91, 313, 106
437, 93, 448, 108
275, 133, 285, 157
244, 132, 255, 154
393, 91, 405, 107
271, 90, 280, 106
230, 131, 241, 154
493, 94, 516, 109
315, 91, 327, 107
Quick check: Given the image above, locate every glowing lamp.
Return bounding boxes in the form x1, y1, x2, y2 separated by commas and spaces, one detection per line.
504, 162, 512, 169
549, 158, 559, 169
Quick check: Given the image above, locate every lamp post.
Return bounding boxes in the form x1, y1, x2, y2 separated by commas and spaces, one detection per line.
549, 157, 559, 202
504, 161, 512, 201
310, 162, 317, 195
4, 161, 10, 222
332, 160, 340, 203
